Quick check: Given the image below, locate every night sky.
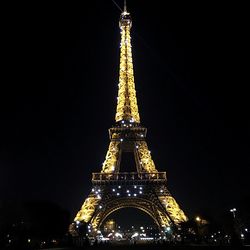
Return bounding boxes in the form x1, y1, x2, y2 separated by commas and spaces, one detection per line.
1, 1, 249, 225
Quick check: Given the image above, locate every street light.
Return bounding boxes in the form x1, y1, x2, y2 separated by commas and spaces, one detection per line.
195, 216, 201, 222
195, 216, 202, 238
230, 208, 237, 218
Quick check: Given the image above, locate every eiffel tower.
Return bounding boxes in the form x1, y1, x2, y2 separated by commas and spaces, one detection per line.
70, 2, 187, 237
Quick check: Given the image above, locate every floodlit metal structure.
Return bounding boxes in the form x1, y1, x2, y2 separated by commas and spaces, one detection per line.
70, 2, 187, 237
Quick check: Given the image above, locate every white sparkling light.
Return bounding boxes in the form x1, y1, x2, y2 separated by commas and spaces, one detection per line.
131, 232, 139, 238
115, 232, 122, 238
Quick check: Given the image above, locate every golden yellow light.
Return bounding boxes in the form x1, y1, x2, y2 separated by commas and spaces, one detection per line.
196, 216, 201, 222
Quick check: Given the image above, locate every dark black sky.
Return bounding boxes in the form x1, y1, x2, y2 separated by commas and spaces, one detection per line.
1, 1, 249, 224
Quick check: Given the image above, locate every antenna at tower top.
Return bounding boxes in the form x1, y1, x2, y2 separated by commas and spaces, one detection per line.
124, 0, 127, 13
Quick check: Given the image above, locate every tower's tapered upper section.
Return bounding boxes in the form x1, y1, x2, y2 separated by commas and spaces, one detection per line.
115, 6, 140, 123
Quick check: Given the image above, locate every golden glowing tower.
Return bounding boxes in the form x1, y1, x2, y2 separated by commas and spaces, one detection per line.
115, 5, 140, 123
70, 2, 187, 237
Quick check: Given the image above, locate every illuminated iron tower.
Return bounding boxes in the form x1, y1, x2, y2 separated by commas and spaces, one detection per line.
70, 2, 187, 237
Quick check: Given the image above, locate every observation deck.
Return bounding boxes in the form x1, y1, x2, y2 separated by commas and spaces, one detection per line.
92, 172, 167, 185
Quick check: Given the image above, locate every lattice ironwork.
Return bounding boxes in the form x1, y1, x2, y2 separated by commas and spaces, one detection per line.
74, 194, 101, 223
157, 209, 171, 227
136, 141, 157, 173
115, 12, 140, 123
71, 6, 188, 238
159, 196, 188, 224
101, 141, 120, 173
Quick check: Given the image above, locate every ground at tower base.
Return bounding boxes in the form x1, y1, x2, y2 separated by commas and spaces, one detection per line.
32, 245, 249, 250
15, 240, 248, 250
1, 195, 249, 249
2, 239, 247, 250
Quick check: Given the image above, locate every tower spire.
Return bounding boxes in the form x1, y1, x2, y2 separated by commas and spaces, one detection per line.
115, 3, 140, 123
124, 0, 127, 13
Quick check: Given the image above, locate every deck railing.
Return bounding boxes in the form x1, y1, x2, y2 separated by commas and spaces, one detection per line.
92, 172, 166, 182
